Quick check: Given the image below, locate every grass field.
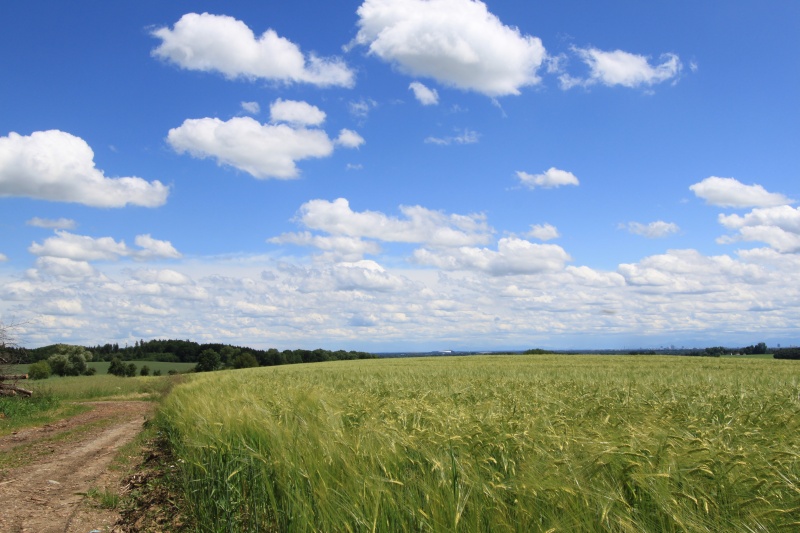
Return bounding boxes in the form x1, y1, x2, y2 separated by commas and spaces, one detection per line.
158, 355, 800, 532
0, 373, 180, 435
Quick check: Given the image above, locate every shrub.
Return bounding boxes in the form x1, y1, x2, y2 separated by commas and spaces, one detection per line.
28, 360, 51, 380
140, 365, 151, 377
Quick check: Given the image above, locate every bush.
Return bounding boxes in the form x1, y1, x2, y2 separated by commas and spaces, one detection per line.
28, 360, 51, 380
774, 348, 800, 360
140, 365, 151, 377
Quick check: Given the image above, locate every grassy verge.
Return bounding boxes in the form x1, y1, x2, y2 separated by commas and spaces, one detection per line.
0, 374, 180, 436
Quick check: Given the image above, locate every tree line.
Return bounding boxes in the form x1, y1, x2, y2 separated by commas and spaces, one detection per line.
20, 338, 376, 374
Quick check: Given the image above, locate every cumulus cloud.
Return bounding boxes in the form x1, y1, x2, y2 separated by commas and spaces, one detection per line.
335, 129, 365, 148
167, 116, 334, 179
270, 99, 326, 126
0, 130, 169, 207
332, 260, 405, 291
130, 268, 191, 285
409, 81, 439, 105
269, 231, 381, 262
41, 299, 84, 316
134, 234, 182, 260
292, 198, 492, 247
527, 223, 560, 241
34, 257, 96, 278
29, 231, 181, 262
718, 206, 800, 253
353, 0, 546, 96
151, 12, 353, 87
690, 177, 794, 208
516, 167, 579, 189
618, 249, 765, 292
624, 221, 680, 239
561, 48, 682, 89
413, 237, 571, 275
26, 217, 77, 230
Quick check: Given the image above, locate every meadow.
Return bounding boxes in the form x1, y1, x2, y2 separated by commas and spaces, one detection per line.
158, 355, 800, 532
0, 373, 177, 435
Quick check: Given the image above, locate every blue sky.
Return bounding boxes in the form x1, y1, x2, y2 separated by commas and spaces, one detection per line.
1, 0, 798, 351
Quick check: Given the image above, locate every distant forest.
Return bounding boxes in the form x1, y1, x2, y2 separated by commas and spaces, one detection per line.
19, 338, 376, 369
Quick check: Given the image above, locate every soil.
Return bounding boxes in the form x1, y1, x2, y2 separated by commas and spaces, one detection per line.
0, 401, 153, 533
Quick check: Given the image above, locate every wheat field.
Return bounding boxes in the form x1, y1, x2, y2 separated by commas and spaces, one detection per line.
158, 355, 800, 532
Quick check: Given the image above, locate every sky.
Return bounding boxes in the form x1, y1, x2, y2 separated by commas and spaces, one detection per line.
1, 1, 799, 352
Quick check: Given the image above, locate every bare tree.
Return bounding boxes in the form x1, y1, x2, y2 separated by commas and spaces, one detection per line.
0, 320, 33, 397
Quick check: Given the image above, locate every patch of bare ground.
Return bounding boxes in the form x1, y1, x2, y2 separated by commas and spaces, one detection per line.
0, 401, 153, 533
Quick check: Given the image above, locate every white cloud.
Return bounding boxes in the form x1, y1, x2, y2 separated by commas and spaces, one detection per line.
41, 299, 84, 316
718, 206, 800, 253
293, 198, 492, 247
335, 129, 365, 148
28, 231, 181, 262
332, 260, 406, 292
0, 130, 169, 207
425, 129, 479, 145
270, 99, 326, 126
527, 223, 560, 241
241, 101, 260, 115
409, 81, 439, 105
618, 249, 765, 293
26, 217, 77, 230
167, 116, 334, 179
516, 167, 579, 189
562, 48, 682, 89
349, 98, 378, 119
151, 12, 353, 87
0, 253, 7, 262
30, 231, 129, 261
624, 221, 680, 239
134, 234, 182, 260
690, 176, 794, 208
35, 257, 96, 278
354, 0, 546, 96
413, 237, 571, 275
130, 268, 191, 285
269, 231, 381, 262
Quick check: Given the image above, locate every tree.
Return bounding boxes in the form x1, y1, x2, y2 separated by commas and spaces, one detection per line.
0, 320, 33, 396
233, 352, 258, 369
195, 349, 221, 372
108, 357, 126, 376
47, 345, 93, 376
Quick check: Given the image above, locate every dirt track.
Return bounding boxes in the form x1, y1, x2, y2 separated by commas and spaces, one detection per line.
0, 401, 152, 533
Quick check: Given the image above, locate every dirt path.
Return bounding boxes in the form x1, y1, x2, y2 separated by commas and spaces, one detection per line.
0, 401, 153, 533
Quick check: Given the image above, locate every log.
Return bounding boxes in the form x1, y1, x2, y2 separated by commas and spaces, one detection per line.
0, 374, 29, 381
0, 383, 33, 396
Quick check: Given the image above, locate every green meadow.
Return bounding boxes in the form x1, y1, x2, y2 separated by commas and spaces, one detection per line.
158, 355, 800, 532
